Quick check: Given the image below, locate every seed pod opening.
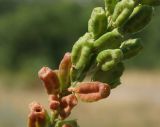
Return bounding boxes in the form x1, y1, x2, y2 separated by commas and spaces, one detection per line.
38, 67, 60, 95
28, 102, 50, 127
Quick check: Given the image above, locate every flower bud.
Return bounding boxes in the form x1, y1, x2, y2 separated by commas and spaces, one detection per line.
59, 52, 72, 90
28, 102, 50, 127
71, 82, 110, 102
60, 94, 78, 119
38, 67, 60, 95
49, 95, 60, 111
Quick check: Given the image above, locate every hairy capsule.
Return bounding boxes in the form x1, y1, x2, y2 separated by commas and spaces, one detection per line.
88, 7, 108, 39
59, 52, 72, 90
94, 28, 123, 51
120, 38, 143, 59
110, 0, 137, 28
28, 102, 50, 127
38, 67, 60, 95
141, 0, 160, 6
96, 49, 123, 71
121, 5, 153, 34
60, 94, 78, 119
70, 82, 110, 102
92, 62, 124, 89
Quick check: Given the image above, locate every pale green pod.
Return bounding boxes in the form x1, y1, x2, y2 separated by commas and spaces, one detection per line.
71, 33, 94, 83
94, 28, 123, 51
120, 38, 143, 59
141, 0, 160, 6
121, 5, 153, 34
92, 62, 124, 89
96, 49, 123, 71
71, 33, 94, 65
104, 0, 118, 16
88, 7, 108, 39
110, 0, 136, 28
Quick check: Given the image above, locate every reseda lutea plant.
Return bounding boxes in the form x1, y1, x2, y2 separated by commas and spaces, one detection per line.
28, 0, 160, 127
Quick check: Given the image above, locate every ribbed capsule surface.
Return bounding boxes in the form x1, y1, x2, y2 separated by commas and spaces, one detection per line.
88, 7, 107, 39
71, 82, 110, 102
38, 67, 59, 95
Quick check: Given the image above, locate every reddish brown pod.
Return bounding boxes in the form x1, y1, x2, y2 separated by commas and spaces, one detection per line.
62, 124, 72, 127
70, 82, 110, 102
38, 67, 60, 95
59, 52, 72, 90
49, 95, 60, 111
28, 102, 49, 127
60, 94, 78, 119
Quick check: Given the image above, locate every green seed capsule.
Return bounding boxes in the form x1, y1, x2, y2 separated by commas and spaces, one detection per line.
88, 7, 108, 39
104, 0, 118, 16
120, 38, 143, 59
94, 28, 123, 51
110, 0, 136, 28
121, 5, 153, 34
92, 62, 124, 89
96, 49, 123, 71
141, 0, 160, 6
71, 33, 94, 83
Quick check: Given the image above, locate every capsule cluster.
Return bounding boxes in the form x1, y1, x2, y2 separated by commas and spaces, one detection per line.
28, 0, 160, 127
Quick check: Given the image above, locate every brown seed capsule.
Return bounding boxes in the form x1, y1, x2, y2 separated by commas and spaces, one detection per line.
38, 67, 59, 95
49, 95, 60, 111
59, 52, 72, 90
72, 82, 110, 102
60, 94, 78, 119
28, 102, 48, 127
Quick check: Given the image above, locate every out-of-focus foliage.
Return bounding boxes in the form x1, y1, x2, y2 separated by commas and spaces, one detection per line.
0, 0, 159, 88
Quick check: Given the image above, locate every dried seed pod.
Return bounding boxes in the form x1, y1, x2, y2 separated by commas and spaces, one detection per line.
38, 67, 59, 95
92, 62, 124, 89
49, 95, 60, 111
120, 38, 143, 59
141, 0, 160, 6
28, 102, 50, 127
96, 49, 123, 71
72, 82, 110, 102
59, 52, 72, 90
88, 7, 108, 39
94, 28, 123, 51
60, 94, 78, 119
121, 5, 153, 34
110, 0, 137, 28
104, 0, 118, 16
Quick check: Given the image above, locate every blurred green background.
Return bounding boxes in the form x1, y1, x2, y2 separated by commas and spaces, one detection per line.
0, 0, 160, 127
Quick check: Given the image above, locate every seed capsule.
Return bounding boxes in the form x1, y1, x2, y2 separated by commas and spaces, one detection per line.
92, 62, 124, 89
71, 82, 110, 102
38, 67, 60, 95
88, 7, 108, 39
96, 49, 123, 71
60, 94, 78, 119
59, 52, 72, 90
94, 28, 123, 51
120, 38, 143, 59
141, 0, 160, 6
28, 102, 50, 127
104, 0, 118, 16
121, 5, 153, 34
49, 95, 60, 111
110, 0, 137, 28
